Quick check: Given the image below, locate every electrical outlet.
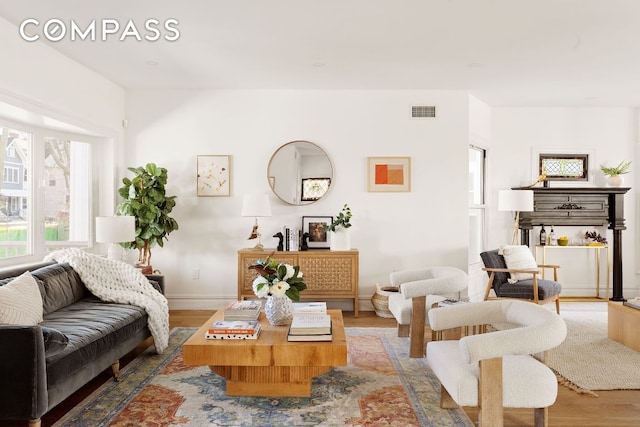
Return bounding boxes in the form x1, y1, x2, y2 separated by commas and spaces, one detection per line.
192, 268, 199, 279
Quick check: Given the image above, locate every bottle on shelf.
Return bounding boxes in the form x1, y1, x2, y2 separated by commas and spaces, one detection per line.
540, 225, 547, 246
549, 226, 557, 246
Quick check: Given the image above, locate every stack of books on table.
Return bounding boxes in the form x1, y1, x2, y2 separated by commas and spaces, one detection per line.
205, 320, 261, 340
288, 302, 332, 342
223, 300, 261, 321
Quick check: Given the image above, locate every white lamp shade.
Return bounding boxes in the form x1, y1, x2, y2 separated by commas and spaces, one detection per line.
95, 216, 136, 243
241, 194, 272, 217
498, 190, 534, 212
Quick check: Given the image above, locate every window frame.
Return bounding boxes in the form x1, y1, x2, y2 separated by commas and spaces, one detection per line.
0, 118, 102, 266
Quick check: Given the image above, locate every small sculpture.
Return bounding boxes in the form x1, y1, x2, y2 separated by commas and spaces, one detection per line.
273, 232, 284, 251
520, 171, 547, 189
300, 232, 310, 251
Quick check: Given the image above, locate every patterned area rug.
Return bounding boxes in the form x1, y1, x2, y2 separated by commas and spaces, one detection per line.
53, 327, 473, 427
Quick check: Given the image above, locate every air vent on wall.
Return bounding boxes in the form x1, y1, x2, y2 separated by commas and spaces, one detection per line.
411, 105, 436, 118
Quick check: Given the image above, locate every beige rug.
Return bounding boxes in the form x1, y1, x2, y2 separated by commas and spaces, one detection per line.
546, 309, 640, 394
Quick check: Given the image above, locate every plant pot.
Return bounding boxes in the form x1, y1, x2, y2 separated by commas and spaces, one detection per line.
607, 175, 624, 187
330, 228, 351, 251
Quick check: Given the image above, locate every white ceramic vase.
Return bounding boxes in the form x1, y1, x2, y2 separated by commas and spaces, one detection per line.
607, 175, 624, 187
264, 295, 293, 325
330, 228, 351, 251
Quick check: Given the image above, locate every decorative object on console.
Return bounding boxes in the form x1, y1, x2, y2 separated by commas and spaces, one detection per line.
325, 203, 353, 251
367, 156, 411, 192
248, 252, 307, 325
116, 163, 179, 272
601, 160, 631, 187
300, 232, 310, 251
498, 189, 534, 245
95, 215, 136, 261
272, 232, 284, 251
197, 155, 231, 196
240, 194, 272, 251
585, 230, 607, 245
302, 216, 332, 249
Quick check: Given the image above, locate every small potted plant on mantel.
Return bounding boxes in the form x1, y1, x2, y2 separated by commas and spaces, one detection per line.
325, 203, 352, 251
601, 161, 631, 187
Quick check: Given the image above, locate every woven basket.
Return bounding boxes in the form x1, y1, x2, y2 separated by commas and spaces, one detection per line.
371, 284, 399, 318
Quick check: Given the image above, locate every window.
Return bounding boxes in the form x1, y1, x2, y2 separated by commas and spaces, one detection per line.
0, 124, 92, 262
0, 126, 30, 258
539, 153, 588, 181
3, 167, 19, 183
469, 145, 486, 265
44, 137, 90, 246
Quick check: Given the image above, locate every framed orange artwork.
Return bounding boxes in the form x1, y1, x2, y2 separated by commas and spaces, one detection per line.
367, 156, 411, 192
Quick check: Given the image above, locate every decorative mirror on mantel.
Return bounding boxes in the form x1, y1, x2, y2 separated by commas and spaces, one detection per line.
267, 140, 333, 205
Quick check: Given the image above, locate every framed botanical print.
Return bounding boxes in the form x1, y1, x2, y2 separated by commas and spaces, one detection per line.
197, 155, 231, 197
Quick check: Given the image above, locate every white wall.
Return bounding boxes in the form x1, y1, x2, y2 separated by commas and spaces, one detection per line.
125, 89, 470, 309
489, 107, 638, 298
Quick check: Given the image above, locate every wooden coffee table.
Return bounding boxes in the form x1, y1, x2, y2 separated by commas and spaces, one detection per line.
182, 309, 347, 397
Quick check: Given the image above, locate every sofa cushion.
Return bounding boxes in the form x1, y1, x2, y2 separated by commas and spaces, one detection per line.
0, 272, 43, 325
41, 326, 69, 356
30, 263, 87, 315
41, 297, 148, 389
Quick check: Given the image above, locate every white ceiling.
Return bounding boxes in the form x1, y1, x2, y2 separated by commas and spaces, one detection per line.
2, 0, 640, 107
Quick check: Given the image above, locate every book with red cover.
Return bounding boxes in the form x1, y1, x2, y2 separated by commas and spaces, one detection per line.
208, 320, 259, 334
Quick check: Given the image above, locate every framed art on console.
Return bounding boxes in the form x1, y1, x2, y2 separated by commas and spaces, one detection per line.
197, 155, 231, 197
302, 216, 332, 249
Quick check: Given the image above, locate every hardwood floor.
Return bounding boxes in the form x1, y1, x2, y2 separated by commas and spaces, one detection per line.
2, 308, 639, 426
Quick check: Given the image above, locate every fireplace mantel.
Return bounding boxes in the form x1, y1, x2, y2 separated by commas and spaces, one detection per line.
516, 187, 630, 301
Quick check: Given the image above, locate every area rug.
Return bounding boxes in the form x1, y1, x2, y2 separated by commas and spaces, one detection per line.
546, 310, 640, 395
53, 327, 473, 427
493, 308, 640, 396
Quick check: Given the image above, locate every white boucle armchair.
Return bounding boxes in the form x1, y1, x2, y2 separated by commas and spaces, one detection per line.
427, 300, 567, 427
387, 266, 468, 357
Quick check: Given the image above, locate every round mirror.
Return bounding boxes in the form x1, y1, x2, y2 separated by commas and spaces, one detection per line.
267, 140, 333, 205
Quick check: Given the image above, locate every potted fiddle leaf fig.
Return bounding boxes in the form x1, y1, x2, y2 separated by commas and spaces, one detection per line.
116, 163, 179, 271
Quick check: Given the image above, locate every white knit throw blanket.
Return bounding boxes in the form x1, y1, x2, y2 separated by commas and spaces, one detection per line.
44, 248, 170, 354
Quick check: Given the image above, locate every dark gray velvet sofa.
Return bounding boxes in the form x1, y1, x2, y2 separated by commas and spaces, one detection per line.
0, 261, 165, 427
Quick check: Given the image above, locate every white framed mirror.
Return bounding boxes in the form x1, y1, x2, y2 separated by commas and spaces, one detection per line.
267, 140, 333, 205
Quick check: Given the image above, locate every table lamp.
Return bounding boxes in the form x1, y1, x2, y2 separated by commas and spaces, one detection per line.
95, 216, 136, 261
241, 194, 272, 250
498, 189, 534, 245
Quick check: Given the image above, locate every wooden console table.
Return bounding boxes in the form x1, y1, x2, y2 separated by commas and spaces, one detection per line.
518, 187, 630, 301
238, 249, 359, 316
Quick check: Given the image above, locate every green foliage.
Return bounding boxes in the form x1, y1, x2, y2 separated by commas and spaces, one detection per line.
249, 254, 307, 301
116, 163, 179, 265
600, 161, 631, 176
325, 203, 352, 232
